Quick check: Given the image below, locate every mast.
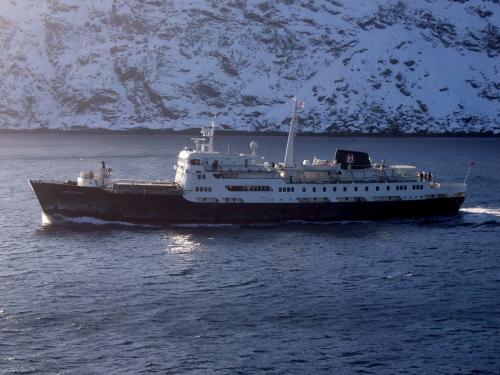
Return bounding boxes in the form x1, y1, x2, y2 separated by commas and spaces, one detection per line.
284, 98, 302, 168
200, 114, 216, 153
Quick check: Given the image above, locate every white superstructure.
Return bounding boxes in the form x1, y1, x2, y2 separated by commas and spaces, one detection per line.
173, 101, 466, 205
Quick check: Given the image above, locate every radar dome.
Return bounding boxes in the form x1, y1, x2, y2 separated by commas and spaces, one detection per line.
250, 141, 258, 155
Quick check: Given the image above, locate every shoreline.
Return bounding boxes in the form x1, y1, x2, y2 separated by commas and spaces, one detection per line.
0, 127, 498, 137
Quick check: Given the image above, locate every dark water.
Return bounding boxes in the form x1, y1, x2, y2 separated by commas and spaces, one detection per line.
1, 134, 499, 374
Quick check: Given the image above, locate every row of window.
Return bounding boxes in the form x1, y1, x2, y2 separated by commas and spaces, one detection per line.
283, 184, 425, 193
197, 184, 424, 194
196, 174, 207, 180
226, 185, 272, 192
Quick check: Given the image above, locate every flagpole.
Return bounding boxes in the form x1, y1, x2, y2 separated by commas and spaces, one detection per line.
464, 162, 474, 184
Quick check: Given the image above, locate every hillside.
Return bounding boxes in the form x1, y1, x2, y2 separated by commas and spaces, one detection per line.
0, 0, 498, 133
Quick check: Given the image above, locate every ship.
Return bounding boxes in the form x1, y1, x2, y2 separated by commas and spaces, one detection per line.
30, 99, 466, 225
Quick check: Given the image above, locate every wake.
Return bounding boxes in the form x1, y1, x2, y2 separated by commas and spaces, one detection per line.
460, 207, 500, 217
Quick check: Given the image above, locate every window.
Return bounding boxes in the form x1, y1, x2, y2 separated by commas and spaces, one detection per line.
376, 186, 380, 191
291, 187, 295, 192
333, 187, 337, 192
323, 187, 326, 192
195, 187, 199, 192
343, 187, 347, 192
387, 186, 390, 191
365, 186, 369, 191
396, 186, 400, 191
354, 186, 358, 192
279, 187, 282, 192
302, 187, 306, 192
202, 175, 206, 180
313, 187, 316, 192
227, 186, 272, 192
404, 185, 407, 190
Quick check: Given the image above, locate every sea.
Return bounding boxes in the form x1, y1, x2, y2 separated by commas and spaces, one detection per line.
0, 133, 499, 374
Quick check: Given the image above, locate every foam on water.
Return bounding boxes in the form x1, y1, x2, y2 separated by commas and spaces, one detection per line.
461, 207, 500, 217
45, 214, 159, 228
41, 213, 52, 226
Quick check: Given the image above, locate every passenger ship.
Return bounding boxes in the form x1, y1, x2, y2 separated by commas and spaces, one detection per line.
30, 100, 466, 224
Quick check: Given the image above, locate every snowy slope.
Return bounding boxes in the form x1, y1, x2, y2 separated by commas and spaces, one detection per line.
0, 0, 498, 133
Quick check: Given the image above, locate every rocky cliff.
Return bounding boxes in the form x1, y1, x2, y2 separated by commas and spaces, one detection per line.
0, 0, 498, 133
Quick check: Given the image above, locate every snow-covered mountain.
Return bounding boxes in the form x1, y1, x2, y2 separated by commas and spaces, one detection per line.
0, 0, 498, 133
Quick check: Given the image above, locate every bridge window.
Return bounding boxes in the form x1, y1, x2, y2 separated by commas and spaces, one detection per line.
190, 159, 201, 166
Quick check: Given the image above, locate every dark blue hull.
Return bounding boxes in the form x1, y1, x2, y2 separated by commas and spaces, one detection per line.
30, 181, 465, 225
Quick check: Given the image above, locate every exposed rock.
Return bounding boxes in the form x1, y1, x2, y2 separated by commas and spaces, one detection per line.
0, 0, 497, 133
